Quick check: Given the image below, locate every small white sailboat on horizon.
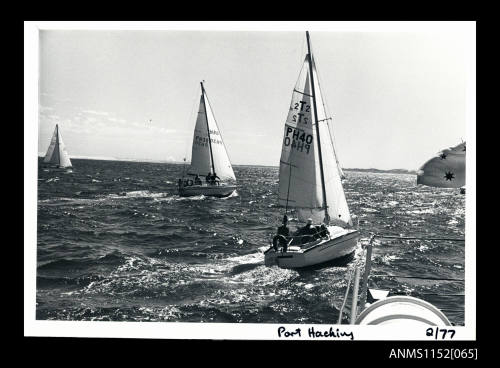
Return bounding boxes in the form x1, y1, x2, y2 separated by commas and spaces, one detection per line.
264, 31, 359, 269
42, 124, 73, 169
178, 81, 237, 198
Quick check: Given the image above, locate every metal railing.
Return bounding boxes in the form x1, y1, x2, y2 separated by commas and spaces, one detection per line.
338, 234, 465, 324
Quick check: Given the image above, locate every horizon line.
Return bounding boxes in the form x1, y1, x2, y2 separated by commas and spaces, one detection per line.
37, 155, 418, 172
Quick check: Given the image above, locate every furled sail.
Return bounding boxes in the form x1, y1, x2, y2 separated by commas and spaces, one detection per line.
188, 84, 236, 182
43, 124, 72, 168
278, 55, 351, 226
417, 142, 465, 188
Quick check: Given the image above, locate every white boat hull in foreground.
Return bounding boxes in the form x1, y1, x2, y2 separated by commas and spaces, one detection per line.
178, 184, 236, 198
264, 226, 359, 269
356, 296, 451, 326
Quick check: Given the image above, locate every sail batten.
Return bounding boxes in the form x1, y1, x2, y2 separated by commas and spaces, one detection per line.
188, 83, 236, 182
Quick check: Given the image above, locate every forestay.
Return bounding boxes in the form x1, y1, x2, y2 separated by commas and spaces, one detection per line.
44, 124, 72, 168
278, 56, 351, 226
188, 88, 236, 182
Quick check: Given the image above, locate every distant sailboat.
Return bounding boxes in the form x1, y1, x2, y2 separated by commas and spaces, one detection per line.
264, 32, 359, 269
178, 81, 237, 198
43, 124, 72, 169
417, 142, 465, 189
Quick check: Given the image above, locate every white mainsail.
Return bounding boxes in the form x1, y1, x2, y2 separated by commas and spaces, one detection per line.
188, 84, 236, 182
278, 52, 351, 226
43, 124, 72, 168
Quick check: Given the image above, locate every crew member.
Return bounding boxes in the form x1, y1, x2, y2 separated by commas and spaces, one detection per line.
212, 172, 220, 185
296, 218, 317, 244
273, 215, 290, 251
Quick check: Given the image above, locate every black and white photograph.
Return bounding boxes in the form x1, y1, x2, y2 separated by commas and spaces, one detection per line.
24, 21, 476, 341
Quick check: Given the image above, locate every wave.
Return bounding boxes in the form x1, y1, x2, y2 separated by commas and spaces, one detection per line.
36, 162, 465, 324
221, 190, 239, 199
106, 190, 170, 199
37, 274, 104, 288
38, 252, 125, 270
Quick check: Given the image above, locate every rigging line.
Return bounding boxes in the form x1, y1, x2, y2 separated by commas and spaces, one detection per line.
369, 274, 464, 282
337, 267, 355, 324
317, 79, 343, 171
299, 32, 307, 69
326, 119, 344, 176
201, 82, 216, 175
312, 47, 344, 170
285, 166, 292, 213
306, 31, 329, 223
203, 83, 235, 176
56, 124, 60, 167
285, 32, 309, 115
182, 83, 200, 179
283, 33, 311, 126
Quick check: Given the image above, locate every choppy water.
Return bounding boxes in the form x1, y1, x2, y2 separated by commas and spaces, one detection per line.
36, 158, 465, 324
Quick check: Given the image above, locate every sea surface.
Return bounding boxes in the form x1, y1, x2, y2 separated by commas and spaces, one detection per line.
35, 158, 466, 324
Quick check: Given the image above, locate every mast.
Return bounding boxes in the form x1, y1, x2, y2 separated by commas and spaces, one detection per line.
201, 81, 216, 175
56, 124, 61, 167
306, 31, 329, 224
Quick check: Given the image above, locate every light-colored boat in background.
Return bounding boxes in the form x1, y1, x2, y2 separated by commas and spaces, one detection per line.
178, 81, 237, 198
42, 124, 73, 170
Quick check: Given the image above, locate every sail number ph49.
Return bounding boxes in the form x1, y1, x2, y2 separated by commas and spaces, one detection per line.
284, 126, 313, 154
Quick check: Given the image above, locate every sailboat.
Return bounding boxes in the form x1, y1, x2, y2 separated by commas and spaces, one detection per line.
42, 124, 72, 169
178, 81, 237, 198
264, 32, 359, 269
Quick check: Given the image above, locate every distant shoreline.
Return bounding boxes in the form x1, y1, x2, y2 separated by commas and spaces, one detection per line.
37, 156, 417, 174
343, 168, 417, 175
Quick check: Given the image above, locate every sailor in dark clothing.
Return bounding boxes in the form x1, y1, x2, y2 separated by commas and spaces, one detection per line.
277, 215, 290, 237
273, 215, 290, 251
318, 224, 329, 238
297, 218, 317, 244
212, 172, 221, 185
194, 175, 202, 185
206, 172, 211, 184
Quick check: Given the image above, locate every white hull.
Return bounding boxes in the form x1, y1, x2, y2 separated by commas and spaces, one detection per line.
356, 296, 451, 326
178, 184, 236, 198
41, 164, 72, 171
264, 227, 359, 269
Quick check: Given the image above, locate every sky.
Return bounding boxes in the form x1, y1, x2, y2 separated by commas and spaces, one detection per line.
34, 23, 474, 170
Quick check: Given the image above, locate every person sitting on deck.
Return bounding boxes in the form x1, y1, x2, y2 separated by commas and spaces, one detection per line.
194, 175, 202, 186
273, 215, 290, 252
295, 218, 318, 244
212, 172, 221, 185
206, 172, 212, 184
315, 224, 330, 239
